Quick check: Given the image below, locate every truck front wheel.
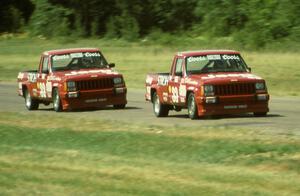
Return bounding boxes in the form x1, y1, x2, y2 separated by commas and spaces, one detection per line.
188, 93, 198, 119
253, 112, 267, 117
53, 88, 62, 112
24, 89, 39, 110
152, 92, 169, 117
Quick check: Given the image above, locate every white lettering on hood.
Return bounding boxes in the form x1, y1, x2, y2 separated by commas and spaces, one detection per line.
65, 69, 118, 76
201, 73, 262, 80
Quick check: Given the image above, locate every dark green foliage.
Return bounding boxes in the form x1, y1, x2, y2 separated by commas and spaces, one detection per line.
1, 0, 299, 48
0, 0, 34, 33
29, 0, 71, 37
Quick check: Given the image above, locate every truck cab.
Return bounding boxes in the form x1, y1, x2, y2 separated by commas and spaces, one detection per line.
18, 48, 127, 111
145, 50, 269, 119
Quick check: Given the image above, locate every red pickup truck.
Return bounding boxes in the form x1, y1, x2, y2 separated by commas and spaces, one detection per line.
145, 50, 269, 119
17, 48, 127, 111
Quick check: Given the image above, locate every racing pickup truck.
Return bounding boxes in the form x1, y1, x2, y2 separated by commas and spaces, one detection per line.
18, 48, 127, 111
145, 50, 269, 119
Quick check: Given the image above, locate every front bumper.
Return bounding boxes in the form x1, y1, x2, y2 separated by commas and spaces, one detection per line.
60, 87, 127, 110
196, 94, 269, 116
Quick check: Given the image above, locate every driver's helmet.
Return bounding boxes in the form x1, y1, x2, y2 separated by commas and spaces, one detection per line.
82, 58, 92, 67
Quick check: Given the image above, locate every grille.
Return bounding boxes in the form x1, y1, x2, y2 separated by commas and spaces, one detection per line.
76, 78, 114, 90
214, 83, 255, 96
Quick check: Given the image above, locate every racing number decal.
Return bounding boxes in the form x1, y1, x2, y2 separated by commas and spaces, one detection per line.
38, 82, 47, 98
38, 81, 52, 98
171, 86, 179, 103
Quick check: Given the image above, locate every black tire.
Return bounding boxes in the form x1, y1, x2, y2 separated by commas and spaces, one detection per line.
53, 88, 62, 112
24, 89, 39, 110
187, 93, 198, 119
113, 104, 126, 109
152, 92, 169, 117
254, 112, 267, 117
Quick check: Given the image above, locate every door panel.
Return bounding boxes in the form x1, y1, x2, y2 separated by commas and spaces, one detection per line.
168, 58, 183, 105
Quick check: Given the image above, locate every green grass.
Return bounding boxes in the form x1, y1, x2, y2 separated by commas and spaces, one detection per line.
1, 112, 300, 195
0, 37, 299, 96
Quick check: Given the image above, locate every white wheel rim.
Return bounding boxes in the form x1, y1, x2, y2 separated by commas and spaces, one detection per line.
25, 92, 31, 108
189, 96, 195, 115
54, 92, 59, 109
154, 95, 160, 114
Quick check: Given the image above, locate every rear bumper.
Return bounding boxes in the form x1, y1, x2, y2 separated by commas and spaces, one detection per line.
196, 94, 269, 116
61, 87, 127, 110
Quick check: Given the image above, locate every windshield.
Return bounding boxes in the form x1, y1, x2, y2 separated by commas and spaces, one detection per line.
51, 52, 108, 71
186, 54, 248, 74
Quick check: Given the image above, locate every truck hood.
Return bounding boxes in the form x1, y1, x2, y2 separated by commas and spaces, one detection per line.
188, 72, 264, 85
53, 68, 121, 80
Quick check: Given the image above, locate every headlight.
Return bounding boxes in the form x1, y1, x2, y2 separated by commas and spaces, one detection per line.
67, 81, 76, 91
204, 85, 214, 96
113, 77, 122, 84
255, 82, 265, 90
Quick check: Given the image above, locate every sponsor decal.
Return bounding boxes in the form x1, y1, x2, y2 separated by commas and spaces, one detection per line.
70, 53, 83, 58
185, 78, 198, 85
187, 86, 195, 91
146, 76, 153, 84
187, 56, 207, 63
85, 98, 107, 103
53, 54, 70, 61
48, 76, 61, 81
179, 85, 186, 97
28, 73, 37, 83
222, 54, 240, 60
41, 73, 46, 80
174, 76, 179, 83
84, 52, 101, 57
46, 81, 52, 97
158, 75, 168, 86
207, 54, 221, 60
224, 104, 248, 109
18, 73, 24, 79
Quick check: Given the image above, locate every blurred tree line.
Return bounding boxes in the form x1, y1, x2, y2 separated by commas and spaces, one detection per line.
1, 0, 299, 47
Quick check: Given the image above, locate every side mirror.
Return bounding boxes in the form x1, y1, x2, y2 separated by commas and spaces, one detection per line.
247, 67, 252, 72
108, 63, 115, 68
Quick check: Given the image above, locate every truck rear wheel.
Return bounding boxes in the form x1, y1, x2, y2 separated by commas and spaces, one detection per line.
188, 93, 198, 119
24, 89, 39, 110
53, 88, 62, 112
113, 104, 126, 109
152, 92, 169, 117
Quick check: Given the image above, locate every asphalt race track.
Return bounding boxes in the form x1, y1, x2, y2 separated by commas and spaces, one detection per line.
1, 83, 299, 134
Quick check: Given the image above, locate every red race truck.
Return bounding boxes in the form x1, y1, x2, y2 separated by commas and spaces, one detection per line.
18, 48, 127, 111
145, 50, 269, 119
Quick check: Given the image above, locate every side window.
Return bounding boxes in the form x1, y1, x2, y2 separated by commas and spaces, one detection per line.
42, 57, 49, 73
175, 58, 183, 76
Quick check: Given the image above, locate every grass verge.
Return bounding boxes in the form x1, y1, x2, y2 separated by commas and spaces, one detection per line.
0, 112, 300, 195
